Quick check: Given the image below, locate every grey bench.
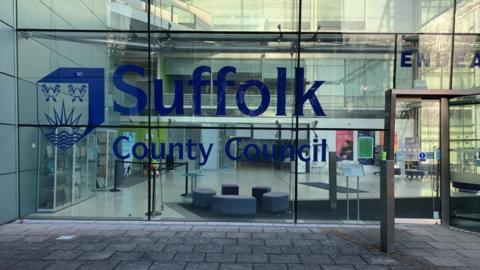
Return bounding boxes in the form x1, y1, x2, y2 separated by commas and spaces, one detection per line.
192, 188, 216, 208
211, 195, 256, 216
261, 192, 289, 213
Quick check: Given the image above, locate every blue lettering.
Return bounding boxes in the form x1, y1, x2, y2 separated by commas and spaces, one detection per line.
418, 53, 430, 67
169, 143, 184, 160
186, 139, 197, 160
321, 139, 327, 162
113, 64, 147, 115
132, 142, 148, 159
225, 137, 242, 160
298, 144, 310, 162
311, 138, 327, 162
236, 80, 270, 116
215, 66, 236, 115
400, 51, 413, 67
276, 67, 287, 116
244, 143, 260, 161
471, 52, 480, 68
198, 143, 213, 166
151, 142, 166, 159
113, 136, 130, 159
154, 79, 184, 115
295, 67, 326, 116
189, 66, 211, 115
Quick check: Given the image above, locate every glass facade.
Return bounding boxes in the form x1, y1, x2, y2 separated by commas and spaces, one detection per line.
14, 1, 480, 227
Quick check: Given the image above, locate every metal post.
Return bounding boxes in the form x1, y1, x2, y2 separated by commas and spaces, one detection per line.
385, 90, 396, 160
346, 176, 349, 221
183, 163, 189, 197
159, 163, 164, 211
152, 168, 156, 214
382, 90, 396, 253
328, 151, 337, 212
440, 98, 450, 226
357, 176, 360, 222
190, 175, 194, 196
146, 164, 161, 217
110, 160, 121, 192
381, 160, 395, 253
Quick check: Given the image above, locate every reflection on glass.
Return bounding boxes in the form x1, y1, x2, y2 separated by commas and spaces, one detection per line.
450, 100, 480, 232
302, 0, 453, 33
149, 32, 297, 123
396, 34, 452, 89
299, 34, 395, 118
14, 0, 480, 228
17, 32, 149, 126
297, 130, 383, 223
452, 35, 480, 89
455, 0, 480, 33
20, 127, 148, 219
17, 0, 300, 32
151, 0, 299, 31
18, 0, 148, 30
393, 100, 441, 219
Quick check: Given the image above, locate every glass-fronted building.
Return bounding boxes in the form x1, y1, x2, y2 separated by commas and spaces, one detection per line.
0, 0, 479, 232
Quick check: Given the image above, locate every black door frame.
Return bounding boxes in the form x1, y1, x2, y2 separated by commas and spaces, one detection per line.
381, 89, 480, 253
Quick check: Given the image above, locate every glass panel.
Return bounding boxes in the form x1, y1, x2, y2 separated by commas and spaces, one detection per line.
150, 32, 297, 127
455, 0, 480, 33
17, 0, 149, 30
298, 33, 395, 119
450, 101, 480, 232
19, 126, 148, 219
151, 0, 299, 31
297, 129, 382, 223
17, 0, 479, 226
139, 126, 295, 222
396, 34, 452, 89
451, 35, 480, 89
302, 0, 454, 33
295, 33, 394, 222
394, 100, 441, 219
17, 31, 149, 126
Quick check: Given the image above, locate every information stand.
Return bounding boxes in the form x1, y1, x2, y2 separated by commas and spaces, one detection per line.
341, 163, 365, 222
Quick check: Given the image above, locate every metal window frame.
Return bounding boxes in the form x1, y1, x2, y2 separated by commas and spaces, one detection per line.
381, 88, 480, 253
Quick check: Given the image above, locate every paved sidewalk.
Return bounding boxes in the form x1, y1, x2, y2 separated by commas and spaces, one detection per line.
0, 221, 479, 270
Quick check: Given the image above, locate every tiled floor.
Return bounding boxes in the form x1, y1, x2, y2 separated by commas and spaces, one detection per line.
1, 220, 480, 269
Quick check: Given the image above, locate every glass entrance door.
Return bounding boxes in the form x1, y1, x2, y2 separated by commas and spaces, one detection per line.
450, 99, 480, 232
394, 99, 441, 219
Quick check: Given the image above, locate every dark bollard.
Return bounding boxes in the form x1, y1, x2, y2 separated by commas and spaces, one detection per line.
328, 151, 337, 212
381, 160, 395, 253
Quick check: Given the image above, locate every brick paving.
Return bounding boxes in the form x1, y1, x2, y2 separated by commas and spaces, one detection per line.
0, 221, 479, 269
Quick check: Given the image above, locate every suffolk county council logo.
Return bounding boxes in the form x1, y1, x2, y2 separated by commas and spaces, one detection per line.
37, 68, 105, 150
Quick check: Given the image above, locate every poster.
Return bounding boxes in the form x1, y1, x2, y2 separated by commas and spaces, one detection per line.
358, 136, 374, 159
404, 137, 420, 161
358, 130, 375, 164
336, 130, 354, 161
